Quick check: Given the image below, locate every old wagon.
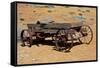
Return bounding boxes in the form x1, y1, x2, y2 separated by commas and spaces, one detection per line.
20, 21, 93, 52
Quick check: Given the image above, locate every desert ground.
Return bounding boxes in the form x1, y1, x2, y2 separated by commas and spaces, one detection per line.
17, 3, 97, 65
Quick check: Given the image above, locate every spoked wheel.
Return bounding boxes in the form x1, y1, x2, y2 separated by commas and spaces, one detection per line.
54, 29, 73, 52
79, 25, 93, 44
64, 29, 74, 52
20, 29, 32, 47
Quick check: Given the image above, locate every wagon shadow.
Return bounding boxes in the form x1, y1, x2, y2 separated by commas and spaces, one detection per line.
31, 39, 82, 52
31, 40, 55, 46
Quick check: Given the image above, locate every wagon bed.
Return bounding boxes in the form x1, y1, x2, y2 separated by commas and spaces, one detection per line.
27, 23, 82, 33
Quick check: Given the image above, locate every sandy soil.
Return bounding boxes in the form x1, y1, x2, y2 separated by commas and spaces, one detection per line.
17, 3, 97, 65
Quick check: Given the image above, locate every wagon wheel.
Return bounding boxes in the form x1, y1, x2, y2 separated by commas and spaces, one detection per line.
79, 25, 93, 44
20, 29, 32, 47
64, 29, 74, 52
54, 29, 73, 52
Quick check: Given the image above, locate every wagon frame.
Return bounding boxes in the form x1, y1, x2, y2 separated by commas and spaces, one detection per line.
21, 21, 93, 52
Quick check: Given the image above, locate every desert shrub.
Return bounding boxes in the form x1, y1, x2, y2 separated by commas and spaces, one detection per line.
48, 10, 52, 13
90, 18, 94, 21
86, 9, 90, 12
69, 12, 75, 15
33, 11, 36, 12
78, 9, 81, 11
20, 18, 24, 21
78, 13, 83, 16
82, 11, 85, 13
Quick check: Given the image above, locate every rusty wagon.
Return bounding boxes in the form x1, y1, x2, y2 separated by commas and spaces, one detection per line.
20, 21, 93, 52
